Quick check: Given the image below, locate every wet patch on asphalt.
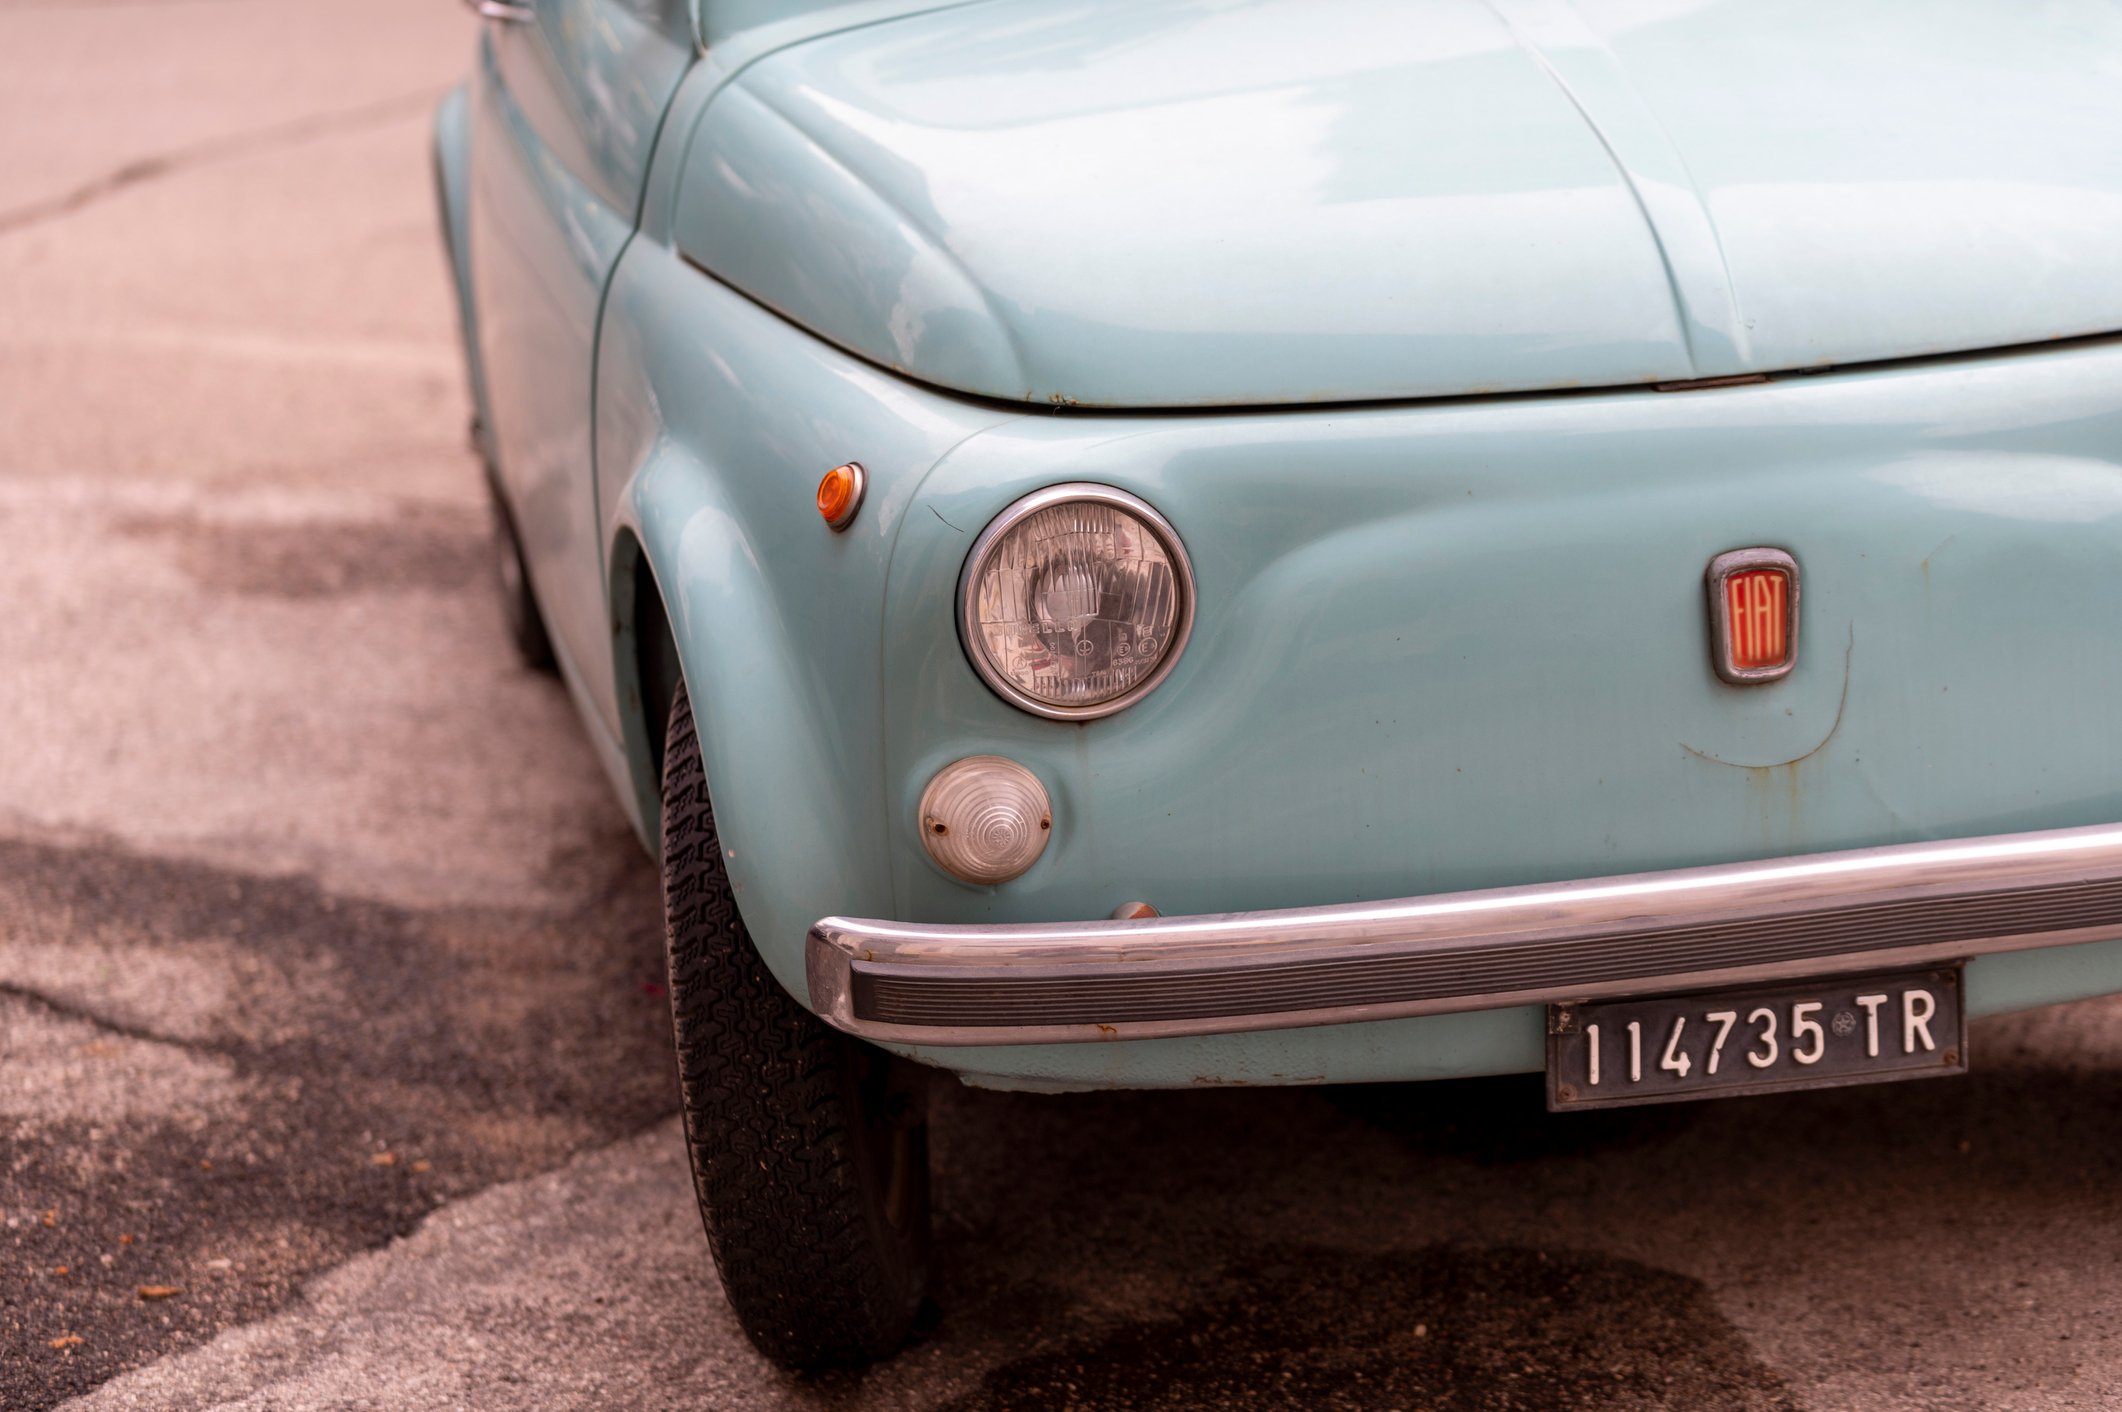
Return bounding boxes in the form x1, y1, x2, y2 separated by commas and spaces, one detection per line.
937, 1244, 1800, 1412
0, 831, 675, 1409
113, 505, 485, 598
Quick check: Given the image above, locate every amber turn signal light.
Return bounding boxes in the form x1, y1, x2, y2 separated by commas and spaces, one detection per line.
816, 462, 866, 531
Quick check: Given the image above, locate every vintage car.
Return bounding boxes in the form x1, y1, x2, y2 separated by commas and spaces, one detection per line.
436, 0, 2122, 1366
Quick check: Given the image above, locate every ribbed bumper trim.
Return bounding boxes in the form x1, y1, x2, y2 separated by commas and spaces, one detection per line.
805, 824, 2122, 1046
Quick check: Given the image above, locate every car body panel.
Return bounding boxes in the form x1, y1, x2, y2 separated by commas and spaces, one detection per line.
594, 237, 1022, 946
444, 1, 2122, 1092
593, 205, 2122, 1086
851, 332, 2122, 1084
880, 337, 2122, 934
467, 3, 691, 723
1551, 0, 2122, 376
431, 85, 492, 439
698, 0, 981, 49
470, 35, 631, 697
676, 0, 1695, 406
674, 0, 2122, 408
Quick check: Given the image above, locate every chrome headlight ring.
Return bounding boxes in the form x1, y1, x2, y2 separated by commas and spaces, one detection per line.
957, 484, 1197, 721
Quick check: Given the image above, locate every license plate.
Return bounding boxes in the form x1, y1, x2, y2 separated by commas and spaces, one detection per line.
1546, 966, 1967, 1111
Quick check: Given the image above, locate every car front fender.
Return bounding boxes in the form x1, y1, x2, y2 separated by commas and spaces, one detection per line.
595, 238, 1017, 1001
610, 451, 908, 999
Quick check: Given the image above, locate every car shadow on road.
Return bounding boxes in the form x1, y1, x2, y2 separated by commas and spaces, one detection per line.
780, 1011, 2122, 1412
929, 1241, 1799, 1412
1325, 1072, 1706, 1163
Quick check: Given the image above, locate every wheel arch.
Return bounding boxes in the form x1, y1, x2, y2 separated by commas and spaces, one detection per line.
608, 523, 678, 852
606, 449, 899, 1000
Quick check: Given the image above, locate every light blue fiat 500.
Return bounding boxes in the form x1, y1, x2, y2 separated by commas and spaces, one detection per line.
437, 0, 2122, 1365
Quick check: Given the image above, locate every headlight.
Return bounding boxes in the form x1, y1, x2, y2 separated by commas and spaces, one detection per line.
958, 484, 1195, 719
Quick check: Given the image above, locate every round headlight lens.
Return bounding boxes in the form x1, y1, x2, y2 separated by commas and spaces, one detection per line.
959, 485, 1195, 719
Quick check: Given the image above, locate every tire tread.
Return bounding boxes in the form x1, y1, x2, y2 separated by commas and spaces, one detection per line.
660, 685, 924, 1367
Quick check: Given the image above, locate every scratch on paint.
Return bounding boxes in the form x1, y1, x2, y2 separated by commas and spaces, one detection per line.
1681, 625, 1854, 770
930, 504, 966, 533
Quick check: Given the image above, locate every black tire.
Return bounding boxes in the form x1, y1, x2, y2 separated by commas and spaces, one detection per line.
659, 683, 931, 1367
486, 469, 556, 673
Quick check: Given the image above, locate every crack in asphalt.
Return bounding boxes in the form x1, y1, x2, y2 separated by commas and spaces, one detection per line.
0, 980, 209, 1054
0, 87, 444, 239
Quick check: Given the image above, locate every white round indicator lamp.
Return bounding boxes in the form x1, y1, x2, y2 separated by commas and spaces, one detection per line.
919, 756, 1052, 885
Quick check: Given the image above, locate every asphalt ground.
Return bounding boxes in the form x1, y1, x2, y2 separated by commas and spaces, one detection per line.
4, 4, 2121, 1409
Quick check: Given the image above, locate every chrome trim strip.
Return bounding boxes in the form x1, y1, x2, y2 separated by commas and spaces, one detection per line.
956, 483, 1197, 722
460, 0, 536, 21
806, 824, 2122, 1046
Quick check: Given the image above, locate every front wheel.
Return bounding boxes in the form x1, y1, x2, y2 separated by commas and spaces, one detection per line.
659, 682, 930, 1367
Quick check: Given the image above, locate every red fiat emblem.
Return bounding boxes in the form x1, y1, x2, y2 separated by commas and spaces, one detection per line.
1706, 548, 1799, 685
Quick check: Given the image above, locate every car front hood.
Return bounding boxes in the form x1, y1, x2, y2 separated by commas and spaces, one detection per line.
675, 0, 2122, 409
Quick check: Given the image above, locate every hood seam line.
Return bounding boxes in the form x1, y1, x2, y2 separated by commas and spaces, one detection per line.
1482, 0, 1703, 378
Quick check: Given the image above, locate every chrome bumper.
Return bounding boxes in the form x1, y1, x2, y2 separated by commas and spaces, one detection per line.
806, 824, 2122, 1047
